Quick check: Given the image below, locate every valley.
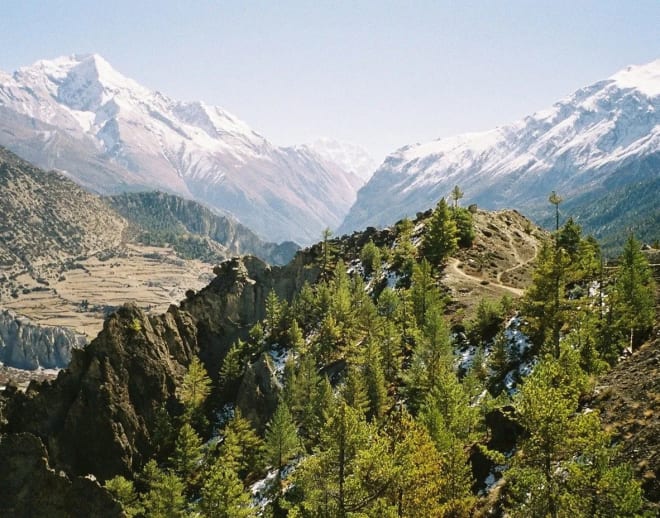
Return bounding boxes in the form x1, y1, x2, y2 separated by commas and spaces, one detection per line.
0, 37, 657, 517
1, 243, 214, 338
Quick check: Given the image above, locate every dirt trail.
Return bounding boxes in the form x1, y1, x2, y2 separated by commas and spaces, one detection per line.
496, 233, 539, 286
446, 258, 525, 297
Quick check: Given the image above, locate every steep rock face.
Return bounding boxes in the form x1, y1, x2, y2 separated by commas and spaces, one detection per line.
3, 303, 198, 480
236, 353, 282, 432
105, 191, 298, 265
1, 251, 319, 484
0, 54, 361, 244
0, 309, 87, 370
0, 433, 122, 518
340, 59, 660, 239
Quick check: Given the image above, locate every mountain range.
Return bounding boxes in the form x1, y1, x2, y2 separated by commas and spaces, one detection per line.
0, 54, 366, 245
340, 59, 660, 250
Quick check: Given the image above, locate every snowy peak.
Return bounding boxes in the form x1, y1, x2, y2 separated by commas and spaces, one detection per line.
609, 58, 660, 97
340, 58, 660, 236
0, 54, 364, 245
303, 138, 378, 181
16, 53, 149, 111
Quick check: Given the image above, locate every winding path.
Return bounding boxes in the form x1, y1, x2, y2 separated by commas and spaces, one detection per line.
446, 258, 525, 297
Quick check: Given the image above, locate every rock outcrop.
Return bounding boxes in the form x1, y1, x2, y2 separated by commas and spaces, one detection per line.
0, 432, 122, 518
0, 309, 87, 370
1, 251, 319, 488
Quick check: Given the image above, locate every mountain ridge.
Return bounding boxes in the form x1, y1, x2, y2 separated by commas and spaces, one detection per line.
0, 54, 362, 244
339, 59, 660, 247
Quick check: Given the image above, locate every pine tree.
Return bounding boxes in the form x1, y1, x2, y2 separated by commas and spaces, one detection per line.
360, 239, 382, 278
422, 198, 458, 266
342, 366, 370, 417
141, 461, 188, 518
221, 409, 264, 478
200, 459, 254, 518
264, 401, 302, 482
104, 475, 143, 517
363, 337, 390, 422
292, 402, 395, 516
265, 289, 282, 338
177, 356, 211, 428
612, 234, 655, 349
410, 258, 442, 325
171, 422, 203, 485
450, 185, 464, 209
385, 409, 444, 517
451, 207, 476, 248
320, 227, 339, 279
505, 349, 641, 518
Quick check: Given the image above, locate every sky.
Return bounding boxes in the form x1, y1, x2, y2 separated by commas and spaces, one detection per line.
0, 1, 658, 163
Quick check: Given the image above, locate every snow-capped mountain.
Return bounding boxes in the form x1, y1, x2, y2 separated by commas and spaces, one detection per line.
0, 54, 361, 244
303, 138, 378, 182
339, 59, 660, 236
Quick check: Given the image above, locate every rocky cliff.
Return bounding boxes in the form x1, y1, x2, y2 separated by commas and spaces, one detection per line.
1, 250, 319, 487
0, 309, 87, 370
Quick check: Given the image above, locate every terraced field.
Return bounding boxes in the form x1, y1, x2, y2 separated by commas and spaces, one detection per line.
1, 244, 214, 338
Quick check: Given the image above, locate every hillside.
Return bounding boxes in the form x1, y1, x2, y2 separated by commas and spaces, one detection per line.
0, 147, 126, 272
0, 148, 297, 339
105, 191, 299, 266
0, 54, 363, 244
340, 59, 660, 252
3, 201, 656, 516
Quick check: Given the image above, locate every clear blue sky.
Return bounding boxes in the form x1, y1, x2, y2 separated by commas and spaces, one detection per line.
1, 1, 658, 162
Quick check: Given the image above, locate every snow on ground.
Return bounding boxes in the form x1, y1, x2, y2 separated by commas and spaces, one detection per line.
385, 269, 401, 289
503, 316, 532, 358
251, 468, 279, 511
268, 346, 290, 382
250, 458, 301, 513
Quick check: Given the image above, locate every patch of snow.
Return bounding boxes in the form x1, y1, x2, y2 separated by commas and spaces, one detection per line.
385, 269, 400, 289
268, 347, 289, 381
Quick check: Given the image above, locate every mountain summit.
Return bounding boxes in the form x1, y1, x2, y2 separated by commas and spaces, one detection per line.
0, 54, 361, 244
339, 59, 660, 238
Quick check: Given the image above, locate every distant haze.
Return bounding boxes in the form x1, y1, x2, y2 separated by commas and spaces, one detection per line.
0, 1, 658, 162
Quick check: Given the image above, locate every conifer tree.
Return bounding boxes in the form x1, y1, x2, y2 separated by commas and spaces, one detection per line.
177, 356, 212, 430
264, 289, 282, 338
200, 459, 254, 518
320, 227, 338, 279
450, 185, 464, 209
422, 198, 458, 266
104, 475, 143, 517
171, 422, 203, 485
360, 239, 382, 278
451, 207, 476, 248
141, 461, 188, 518
505, 349, 641, 518
363, 337, 390, 422
410, 258, 442, 325
385, 409, 445, 517
342, 366, 370, 417
612, 234, 655, 349
221, 409, 264, 478
264, 401, 302, 482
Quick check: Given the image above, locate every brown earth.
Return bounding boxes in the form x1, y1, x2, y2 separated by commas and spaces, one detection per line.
1, 244, 214, 338
442, 209, 543, 314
